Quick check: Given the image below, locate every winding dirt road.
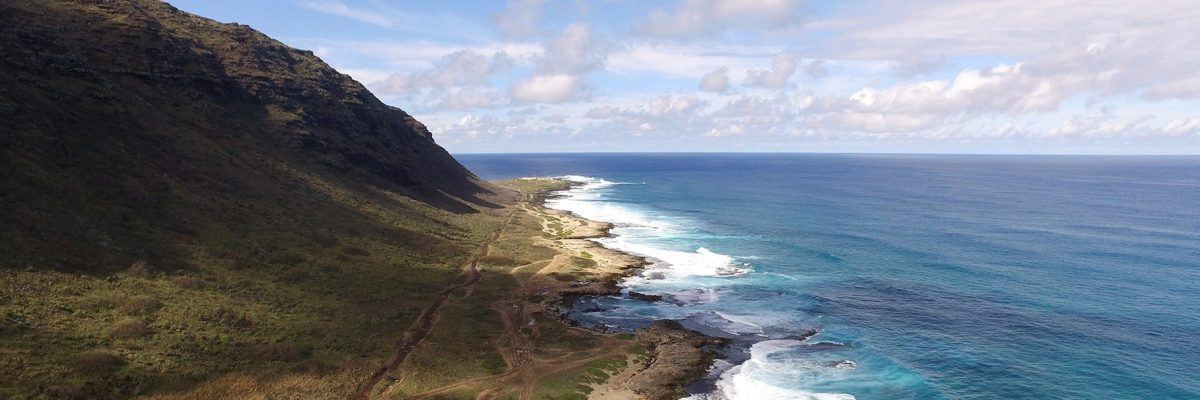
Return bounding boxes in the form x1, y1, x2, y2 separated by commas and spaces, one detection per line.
350, 212, 515, 400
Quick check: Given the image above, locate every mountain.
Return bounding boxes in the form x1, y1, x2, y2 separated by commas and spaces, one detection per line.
0, 1, 515, 398
0, 0, 500, 273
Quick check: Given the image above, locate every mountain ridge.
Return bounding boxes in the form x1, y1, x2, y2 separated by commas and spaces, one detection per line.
1, 0, 498, 272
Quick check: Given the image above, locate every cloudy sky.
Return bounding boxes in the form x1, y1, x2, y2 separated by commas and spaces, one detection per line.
173, 0, 1200, 154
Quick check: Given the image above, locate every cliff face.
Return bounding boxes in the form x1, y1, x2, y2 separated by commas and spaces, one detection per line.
0, 0, 498, 271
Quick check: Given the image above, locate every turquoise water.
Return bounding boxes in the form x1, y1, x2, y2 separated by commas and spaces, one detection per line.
457, 154, 1200, 399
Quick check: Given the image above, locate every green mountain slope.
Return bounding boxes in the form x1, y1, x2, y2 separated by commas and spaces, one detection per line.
0, 0, 501, 272
0, 1, 516, 398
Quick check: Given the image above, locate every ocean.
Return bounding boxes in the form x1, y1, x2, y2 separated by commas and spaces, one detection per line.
455, 153, 1200, 400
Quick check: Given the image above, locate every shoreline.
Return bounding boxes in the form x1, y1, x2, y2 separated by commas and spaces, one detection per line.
521, 177, 729, 400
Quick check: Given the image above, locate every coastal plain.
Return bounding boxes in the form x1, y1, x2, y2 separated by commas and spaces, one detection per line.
1, 176, 720, 400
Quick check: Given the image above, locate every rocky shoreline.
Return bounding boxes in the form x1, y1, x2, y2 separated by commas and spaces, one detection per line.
529, 180, 729, 400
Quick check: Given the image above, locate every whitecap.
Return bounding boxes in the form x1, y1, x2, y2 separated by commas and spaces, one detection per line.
702, 340, 858, 400
603, 238, 752, 279
545, 175, 751, 279
684, 311, 765, 336
662, 288, 721, 305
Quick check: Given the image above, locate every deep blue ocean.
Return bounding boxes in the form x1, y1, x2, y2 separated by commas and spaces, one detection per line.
456, 153, 1200, 400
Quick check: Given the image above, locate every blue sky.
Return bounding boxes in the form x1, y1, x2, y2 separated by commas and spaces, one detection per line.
170, 0, 1200, 154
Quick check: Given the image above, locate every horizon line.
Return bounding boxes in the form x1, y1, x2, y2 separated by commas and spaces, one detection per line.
450, 151, 1200, 157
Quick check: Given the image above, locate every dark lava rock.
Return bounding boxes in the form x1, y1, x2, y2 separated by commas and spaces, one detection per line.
627, 320, 729, 400
628, 291, 663, 302
783, 327, 820, 341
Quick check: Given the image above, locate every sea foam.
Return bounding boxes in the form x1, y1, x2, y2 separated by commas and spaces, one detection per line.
546, 175, 750, 280
704, 340, 858, 400
550, 175, 852, 400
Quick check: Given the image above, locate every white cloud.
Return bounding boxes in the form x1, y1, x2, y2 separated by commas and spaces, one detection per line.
296, 0, 1200, 152
307, 40, 540, 72
802, 59, 830, 78
607, 43, 769, 78
584, 105, 620, 119
1046, 111, 1152, 138
637, 0, 805, 38
1144, 78, 1200, 101
301, 0, 392, 27
512, 74, 581, 103
1162, 117, 1200, 137
712, 94, 792, 117
376, 50, 512, 94
299, 1, 490, 40
494, 0, 543, 37
537, 23, 606, 75
646, 95, 707, 116
819, 113, 942, 134
744, 53, 797, 88
699, 66, 730, 93
511, 23, 607, 104
435, 88, 505, 110
815, 0, 1200, 59
577, 95, 711, 135
445, 114, 498, 139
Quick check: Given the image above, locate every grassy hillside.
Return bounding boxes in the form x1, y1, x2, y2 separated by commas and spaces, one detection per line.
0, 0, 520, 398
0, 0, 500, 273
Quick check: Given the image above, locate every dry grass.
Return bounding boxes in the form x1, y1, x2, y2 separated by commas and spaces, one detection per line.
127, 260, 154, 277
478, 254, 526, 266
172, 276, 208, 288
145, 360, 375, 400
108, 318, 149, 339
119, 295, 161, 315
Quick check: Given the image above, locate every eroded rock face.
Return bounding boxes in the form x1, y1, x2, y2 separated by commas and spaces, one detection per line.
628, 320, 729, 400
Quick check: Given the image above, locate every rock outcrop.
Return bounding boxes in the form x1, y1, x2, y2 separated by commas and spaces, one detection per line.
628, 320, 729, 400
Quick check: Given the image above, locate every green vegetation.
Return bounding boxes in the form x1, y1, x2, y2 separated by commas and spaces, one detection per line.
528, 312, 602, 356
496, 178, 572, 202
0, 1, 631, 396
0, 0, 516, 398
529, 356, 628, 400
571, 256, 598, 269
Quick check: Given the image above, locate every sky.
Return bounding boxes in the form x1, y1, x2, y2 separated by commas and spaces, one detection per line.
169, 0, 1200, 154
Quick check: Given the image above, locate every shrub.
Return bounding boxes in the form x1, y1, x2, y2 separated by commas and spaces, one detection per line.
205, 307, 254, 330
312, 229, 338, 247
267, 252, 306, 265
571, 256, 597, 268
108, 318, 149, 339
119, 296, 161, 315
78, 293, 124, 311
127, 260, 154, 277
550, 273, 576, 282
172, 276, 208, 288
278, 268, 310, 283
260, 342, 308, 362
340, 246, 370, 257
72, 350, 126, 375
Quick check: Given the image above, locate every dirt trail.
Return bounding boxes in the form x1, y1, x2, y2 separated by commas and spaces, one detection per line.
403, 332, 630, 400
397, 205, 637, 400
350, 212, 514, 400
366, 201, 643, 400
